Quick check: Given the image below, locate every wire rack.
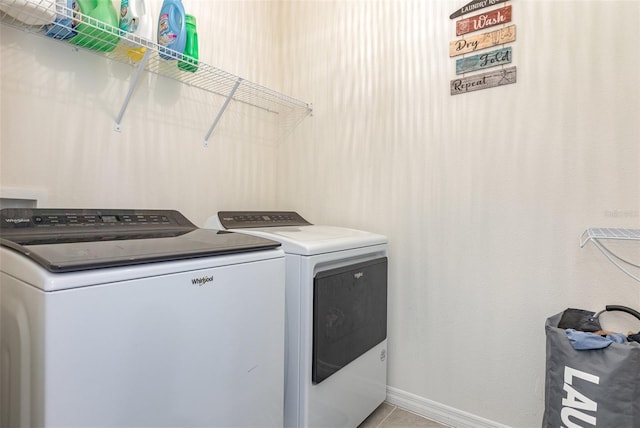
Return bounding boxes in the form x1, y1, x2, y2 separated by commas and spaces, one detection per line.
0, 0, 312, 145
580, 228, 640, 283
581, 228, 640, 245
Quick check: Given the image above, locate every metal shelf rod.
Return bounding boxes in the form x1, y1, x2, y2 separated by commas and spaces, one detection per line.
204, 78, 242, 146
114, 49, 151, 131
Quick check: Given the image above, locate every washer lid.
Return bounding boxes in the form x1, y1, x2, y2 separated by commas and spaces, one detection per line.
0, 208, 281, 272
210, 211, 387, 255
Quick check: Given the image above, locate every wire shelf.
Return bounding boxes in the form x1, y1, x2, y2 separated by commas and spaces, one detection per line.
0, 0, 312, 144
580, 228, 640, 283
580, 228, 640, 247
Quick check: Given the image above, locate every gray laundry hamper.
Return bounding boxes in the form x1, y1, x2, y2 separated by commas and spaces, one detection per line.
543, 308, 640, 428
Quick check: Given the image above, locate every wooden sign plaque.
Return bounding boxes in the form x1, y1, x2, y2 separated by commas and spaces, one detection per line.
456, 5, 512, 36
449, 24, 516, 57
450, 0, 510, 20
456, 47, 512, 74
450, 66, 517, 95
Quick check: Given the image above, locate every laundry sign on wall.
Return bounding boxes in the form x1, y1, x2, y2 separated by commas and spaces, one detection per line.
449, 0, 509, 19
449, 26, 515, 57
455, 47, 512, 74
455, 6, 512, 36
449, 0, 517, 96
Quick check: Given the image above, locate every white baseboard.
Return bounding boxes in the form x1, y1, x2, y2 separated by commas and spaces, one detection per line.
385, 386, 511, 428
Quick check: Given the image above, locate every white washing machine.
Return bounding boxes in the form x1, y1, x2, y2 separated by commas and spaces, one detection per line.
206, 211, 388, 428
0, 208, 286, 428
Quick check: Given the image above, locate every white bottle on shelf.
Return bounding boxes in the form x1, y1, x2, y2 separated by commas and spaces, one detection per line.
119, 0, 153, 61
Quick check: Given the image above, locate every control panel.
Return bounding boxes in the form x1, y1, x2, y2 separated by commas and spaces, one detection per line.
28, 212, 172, 227
0, 209, 196, 243
218, 211, 312, 229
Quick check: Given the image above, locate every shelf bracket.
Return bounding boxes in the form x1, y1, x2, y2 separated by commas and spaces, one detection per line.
114, 49, 151, 132
203, 78, 243, 146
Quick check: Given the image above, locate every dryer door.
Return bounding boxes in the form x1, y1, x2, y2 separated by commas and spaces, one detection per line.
312, 257, 387, 384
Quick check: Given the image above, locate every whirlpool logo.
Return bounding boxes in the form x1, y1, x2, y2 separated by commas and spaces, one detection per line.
4, 218, 30, 224
191, 275, 214, 286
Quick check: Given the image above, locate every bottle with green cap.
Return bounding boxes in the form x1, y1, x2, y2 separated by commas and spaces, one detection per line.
178, 14, 198, 72
70, 0, 120, 52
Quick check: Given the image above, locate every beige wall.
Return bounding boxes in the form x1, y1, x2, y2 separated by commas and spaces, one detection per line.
2, 1, 639, 427
275, 0, 639, 426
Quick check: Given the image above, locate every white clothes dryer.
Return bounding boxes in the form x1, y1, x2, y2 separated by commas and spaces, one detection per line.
206, 211, 388, 428
0, 208, 286, 428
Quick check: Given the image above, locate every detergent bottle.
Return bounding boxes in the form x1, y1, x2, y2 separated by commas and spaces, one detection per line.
46, 0, 80, 40
70, 0, 120, 52
157, 0, 186, 60
119, 0, 153, 61
178, 14, 198, 72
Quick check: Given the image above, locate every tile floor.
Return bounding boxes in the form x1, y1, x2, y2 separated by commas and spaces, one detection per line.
358, 402, 450, 428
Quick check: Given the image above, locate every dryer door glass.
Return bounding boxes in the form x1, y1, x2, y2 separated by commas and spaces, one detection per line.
312, 257, 387, 384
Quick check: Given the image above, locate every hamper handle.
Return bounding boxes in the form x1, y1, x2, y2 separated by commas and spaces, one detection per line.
605, 305, 640, 321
